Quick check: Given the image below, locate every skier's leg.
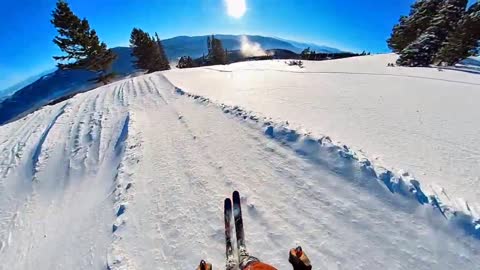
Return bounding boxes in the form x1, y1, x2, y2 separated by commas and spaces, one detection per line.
241, 260, 278, 270
232, 191, 277, 270
239, 253, 259, 269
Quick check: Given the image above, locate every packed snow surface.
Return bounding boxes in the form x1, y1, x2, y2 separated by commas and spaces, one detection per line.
0, 70, 479, 270
165, 54, 480, 207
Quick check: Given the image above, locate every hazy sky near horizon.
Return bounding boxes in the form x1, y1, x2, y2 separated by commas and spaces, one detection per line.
0, 0, 477, 90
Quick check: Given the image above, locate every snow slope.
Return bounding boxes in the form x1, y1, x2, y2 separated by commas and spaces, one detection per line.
164, 54, 480, 209
0, 71, 479, 269
0, 34, 341, 125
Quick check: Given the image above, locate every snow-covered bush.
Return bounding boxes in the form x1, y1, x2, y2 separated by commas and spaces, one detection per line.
286, 60, 304, 68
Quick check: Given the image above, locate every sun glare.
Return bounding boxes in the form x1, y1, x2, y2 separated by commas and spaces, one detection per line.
225, 0, 246, 19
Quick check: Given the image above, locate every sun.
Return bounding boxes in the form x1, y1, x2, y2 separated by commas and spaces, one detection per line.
225, 0, 246, 19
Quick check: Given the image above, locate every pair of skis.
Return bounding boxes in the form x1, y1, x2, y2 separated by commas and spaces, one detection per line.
224, 191, 251, 270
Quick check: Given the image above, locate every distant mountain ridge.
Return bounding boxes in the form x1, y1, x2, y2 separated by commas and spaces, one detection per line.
0, 47, 136, 125
161, 34, 344, 60
0, 34, 342, 96
276, 37, 344, 54
0, 69, 55, 102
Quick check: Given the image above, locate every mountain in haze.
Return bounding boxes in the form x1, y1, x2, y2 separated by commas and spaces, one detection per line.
0, 35, 343, 125
277, 38, 344, 54
0, 69, 55, 102
161, 34, 344, 60
0, 47, 135, 125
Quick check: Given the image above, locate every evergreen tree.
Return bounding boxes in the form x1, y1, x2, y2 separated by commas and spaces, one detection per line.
387, 16, 410, 52
177, 56, 195, 68
155, 32, 171, 70
300, 47, 311, 60
397, 0, 468, 66
387, 0, 443, 53
130, 28, 168, 73
130, 28, 151, 71
436, 2, 480, 65
51, 0, 116, 84
209, 35, 227, 65
207, 36, 212, 56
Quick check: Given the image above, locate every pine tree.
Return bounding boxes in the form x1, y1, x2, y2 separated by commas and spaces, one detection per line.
155, 32, 171, 70
436, 2, 480, 65
387, 0, 443, 53
130, 28, 168, 73
51, 0, 116, 84
397, 0, 468, 66
388, 16, 410, 52
130, 28, 151, 71
210, 35, 227, 65
177, 56, 195, 68
300, 47, 311, 60
207, 36, 212, 56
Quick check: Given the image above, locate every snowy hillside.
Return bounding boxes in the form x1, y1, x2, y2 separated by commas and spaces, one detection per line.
0, 57, 479, 269
0, 35, 343, 125
165, 54, 480, 207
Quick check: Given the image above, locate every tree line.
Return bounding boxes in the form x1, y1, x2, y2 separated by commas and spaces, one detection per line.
300, 47, 370, 60
388, 0, 480, 66
51, 0, 171, 85
130, 29, 170, 72
177, 35, 228, 69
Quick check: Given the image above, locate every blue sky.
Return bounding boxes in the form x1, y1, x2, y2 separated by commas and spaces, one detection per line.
0, 0, 476, 90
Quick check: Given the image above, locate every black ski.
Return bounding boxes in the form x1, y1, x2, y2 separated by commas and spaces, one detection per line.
224, 198, 235, 270
233, 191, 248, 260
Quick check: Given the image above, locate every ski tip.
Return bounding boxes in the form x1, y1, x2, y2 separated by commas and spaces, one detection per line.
224, 198, 232, 207
233, 190, 240, 198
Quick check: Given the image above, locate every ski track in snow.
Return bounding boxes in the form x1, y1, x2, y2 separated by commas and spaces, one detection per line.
164, 54, 480, 209
0, 72, 479, 270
